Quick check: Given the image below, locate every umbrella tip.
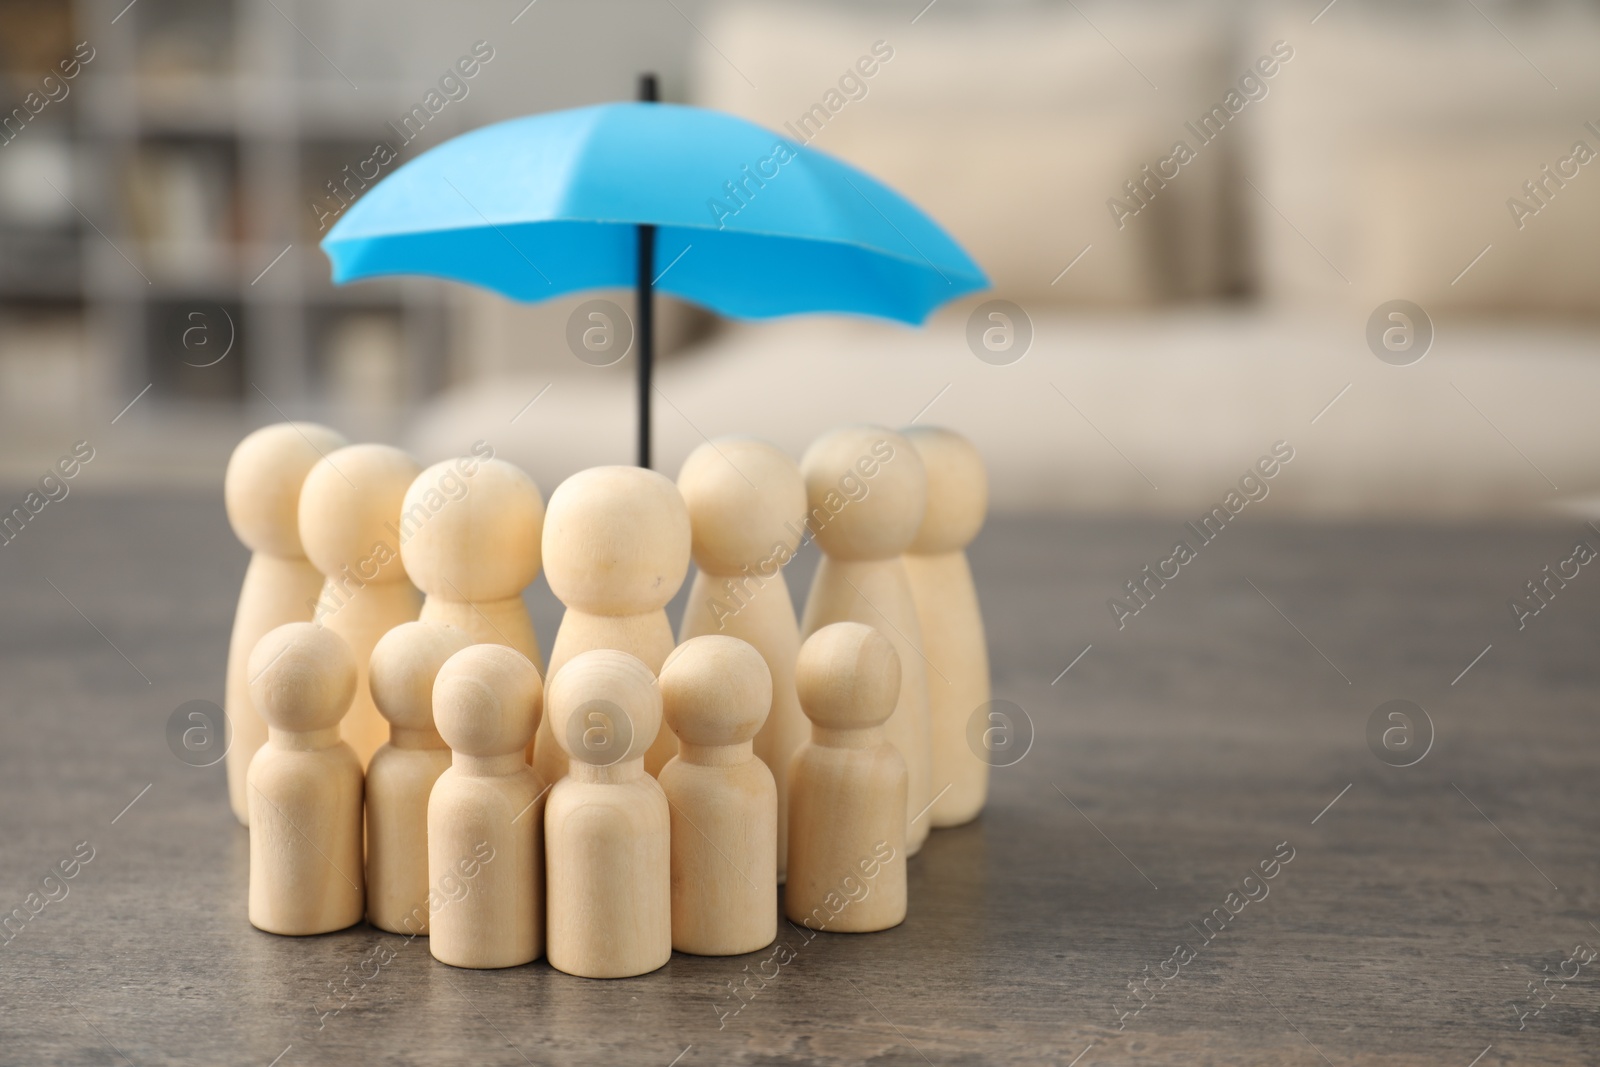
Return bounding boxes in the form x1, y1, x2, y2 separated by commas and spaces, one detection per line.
638, 72, 658, 103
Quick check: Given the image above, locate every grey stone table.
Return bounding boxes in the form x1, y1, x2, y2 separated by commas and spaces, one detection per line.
1, 495, 1596, 1066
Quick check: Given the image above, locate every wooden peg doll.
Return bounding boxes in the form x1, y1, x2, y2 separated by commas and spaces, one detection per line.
786, 622, 907, 934
545, 649, 672, 978
247, 622, 365, 936
429, 643, 546, 968
659, 634, 777, 955
366, 620, 472, 935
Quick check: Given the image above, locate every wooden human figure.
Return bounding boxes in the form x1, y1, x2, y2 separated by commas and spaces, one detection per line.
223, 421, 348, 826
676, 438, 808, 882
798, 425, 933, 854
366, 620, 472, 935
545, 649, 671, 978
786, 622, 907, 934
659, 635, 777, 956
399, 456, 544, 668
298, 443, 423, 768
429, 643, 545, 969
901, 426, 991, 828
246, 622, 364, 936
532, 466, 690, 783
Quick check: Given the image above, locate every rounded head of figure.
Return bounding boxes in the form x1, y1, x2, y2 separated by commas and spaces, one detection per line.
298, 444, 421, 584
794, 622, 901, 732
660, 635, 772, 748
368, 621, 473, 732
547, 649, 661, 768
225, 423, 347, 557
541, 466, 690, 615
400, 457, 544, 602
902, 426, 987, 554
799, 426, 926, 562
247, 622, 357, 734
676, 438, 807, 576
432, 644, 543, 758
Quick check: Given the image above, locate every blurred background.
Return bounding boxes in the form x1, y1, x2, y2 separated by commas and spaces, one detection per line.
3, 0, 1599, 517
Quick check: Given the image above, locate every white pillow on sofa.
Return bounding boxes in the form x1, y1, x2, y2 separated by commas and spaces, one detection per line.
692, 1, 1236, 306
1249, 4, 1600, 313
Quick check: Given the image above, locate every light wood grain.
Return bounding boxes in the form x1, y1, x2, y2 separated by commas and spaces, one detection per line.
299, 443, 423, 768
222, 421, 347, 826
798, 426, 932, 855
902, 426, 991, 828
533, 466, 690, 783
364, 620, 471, 935
400, 455, 544, 669
676, 437, 809, 882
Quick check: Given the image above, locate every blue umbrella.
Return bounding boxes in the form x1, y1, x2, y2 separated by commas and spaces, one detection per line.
321, 77, 987, 467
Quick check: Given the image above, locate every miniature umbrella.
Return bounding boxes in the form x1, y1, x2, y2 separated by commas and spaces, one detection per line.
320, 82, 988, 468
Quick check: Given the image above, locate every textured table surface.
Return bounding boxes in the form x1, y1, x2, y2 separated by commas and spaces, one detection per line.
1, 495, 1596, 1066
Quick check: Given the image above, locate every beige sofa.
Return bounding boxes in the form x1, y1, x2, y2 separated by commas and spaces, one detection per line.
411, 1, 1600, 518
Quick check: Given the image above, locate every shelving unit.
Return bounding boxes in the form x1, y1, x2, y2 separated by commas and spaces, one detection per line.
0, 0, 451, 422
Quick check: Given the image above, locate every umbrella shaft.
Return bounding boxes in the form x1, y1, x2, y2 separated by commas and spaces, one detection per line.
637, 222, 655, 469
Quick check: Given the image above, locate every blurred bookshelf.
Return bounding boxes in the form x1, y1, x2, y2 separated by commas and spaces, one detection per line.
0, 0, 450, 432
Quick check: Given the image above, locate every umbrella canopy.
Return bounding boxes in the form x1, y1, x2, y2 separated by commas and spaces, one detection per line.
323, 102, 985, 321
320, 97, 987, 463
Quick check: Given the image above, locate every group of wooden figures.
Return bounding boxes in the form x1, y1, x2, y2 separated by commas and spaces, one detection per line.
225, 420, 990, 977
